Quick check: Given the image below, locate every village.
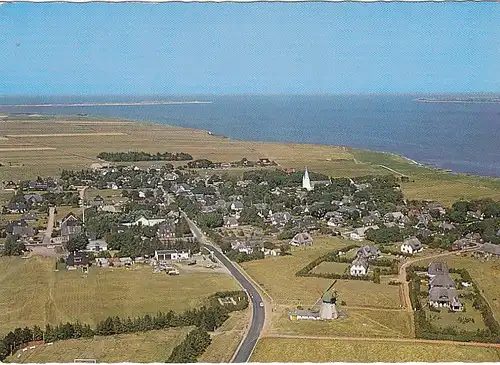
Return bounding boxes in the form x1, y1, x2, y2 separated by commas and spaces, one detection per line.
1, 154, 500, 345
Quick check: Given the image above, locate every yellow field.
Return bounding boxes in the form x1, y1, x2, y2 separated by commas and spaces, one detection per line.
1, 115, 499, 204
8, 327, 191, 363
0, 256, 238, 334
250, 337, 500, 362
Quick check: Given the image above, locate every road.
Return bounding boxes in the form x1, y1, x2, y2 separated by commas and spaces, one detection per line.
182, 212, 265, 363
42, 206, 55, 244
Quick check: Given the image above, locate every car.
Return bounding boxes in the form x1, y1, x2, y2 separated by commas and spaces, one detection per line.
259, 302, 264, 307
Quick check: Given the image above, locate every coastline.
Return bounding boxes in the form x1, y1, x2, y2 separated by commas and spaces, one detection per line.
0, 101, 213, 108
415, 98, 500, 104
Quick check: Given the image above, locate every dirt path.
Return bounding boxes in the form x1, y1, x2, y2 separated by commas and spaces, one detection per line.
42, 206, 56, 245
264, 333, 500, 349
377, 164, 406, 176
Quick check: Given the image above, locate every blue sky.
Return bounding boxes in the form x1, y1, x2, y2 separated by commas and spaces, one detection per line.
0, 2, 499, 95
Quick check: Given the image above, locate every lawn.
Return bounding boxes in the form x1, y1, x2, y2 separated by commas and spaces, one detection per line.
250, 337, 500, 362
270, 307, 413, 339
0, 256, 239, 334
8, 327, 192, 363
311, 261, 349, 275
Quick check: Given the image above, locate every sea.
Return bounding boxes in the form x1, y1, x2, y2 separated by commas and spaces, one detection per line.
1, 94, 499, 178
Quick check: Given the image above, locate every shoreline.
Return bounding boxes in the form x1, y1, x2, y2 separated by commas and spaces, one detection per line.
0, 101, 213, 108
2, 113, 499, 180
415, 98, 500, 104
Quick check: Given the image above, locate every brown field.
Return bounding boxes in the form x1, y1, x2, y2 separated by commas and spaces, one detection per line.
0, 115, 498, 204
250, 337, 500, 362
8, 327, 191, 363
0, 256, 238, 334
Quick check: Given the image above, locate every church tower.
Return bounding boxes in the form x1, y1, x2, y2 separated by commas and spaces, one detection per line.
302, 167, 313, 191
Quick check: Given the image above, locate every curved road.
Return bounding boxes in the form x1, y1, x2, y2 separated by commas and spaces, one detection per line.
182, 213, 265, 363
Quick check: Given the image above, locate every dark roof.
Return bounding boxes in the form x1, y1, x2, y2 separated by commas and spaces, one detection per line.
66, 251, 89, 267
429, 274, 456, 289
12, 226, 34, 237
428, 262, 449, 276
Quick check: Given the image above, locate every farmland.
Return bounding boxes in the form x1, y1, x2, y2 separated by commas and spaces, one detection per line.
1, 115, 500, 205
0, 256, 239, 334
250, 337, 500, 363
8, 327, 191, 363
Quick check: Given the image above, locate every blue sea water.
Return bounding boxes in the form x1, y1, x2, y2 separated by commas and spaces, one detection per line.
0, 94, 499, 177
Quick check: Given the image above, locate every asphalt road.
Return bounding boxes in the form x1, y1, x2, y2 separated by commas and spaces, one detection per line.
182, 213, 265, 363
42, 206, 55, 244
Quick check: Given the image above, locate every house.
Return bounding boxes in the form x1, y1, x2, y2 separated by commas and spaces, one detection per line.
165, 172, 179, 181
86, 239, 108, 252
24, 194, 44, 206
350, 225, 379, 241
223, 216, 239, 228
270, 212, 292, 226
21, 213, 37, 222
384, 212, 404, 222
294, 216, 318, 231
428, 287, 463, 311
231, 241, 254, 254
350, 257, 369, 276
400, 237, 423, 255
427, 262, 449, 278
289, 232, 313, 246
12, 225, 35, 239
99, 204, 122, 213
95, 257, 109, 267
415, 213, 432, 228
439, 222, 455, 231
90, 196, 105, 207
157, 220, 176, 240
123, 216, 166, 227
356, 244, 381, 260
155, 249, 190, 262
230, 201, 244, 212
327, 216, 344, 227
362, 214, 380, 225
452, 238, 471, 251
7, 201, 27, 213
6, 220, 28, 234
60, 213, 83, 243
66, 251, 89, 270
478, 242, 500, 257
263, 247, 281, 257
429, 274, 456, 289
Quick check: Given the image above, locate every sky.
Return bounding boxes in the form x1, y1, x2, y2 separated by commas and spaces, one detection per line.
0, 2, 499, 95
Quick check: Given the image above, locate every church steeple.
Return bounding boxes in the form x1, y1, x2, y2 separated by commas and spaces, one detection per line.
302, 167, 313, 191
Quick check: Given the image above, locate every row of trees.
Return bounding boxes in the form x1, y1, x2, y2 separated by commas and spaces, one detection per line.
97, 151, 193, 162
0, 291, 248, 361
167, 328, 211, 363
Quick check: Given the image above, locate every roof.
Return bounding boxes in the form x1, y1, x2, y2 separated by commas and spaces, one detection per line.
224, 216, 239, 226
351, 257, 369, 269
479, 243, 500, 256
403, 237, 422, 250
357, 244, 380, 259
290, 232, 313, 245
428, 287, 460, 303
429, 274, 456, 289
428, 262, 449, 276
12, 226, 34, 237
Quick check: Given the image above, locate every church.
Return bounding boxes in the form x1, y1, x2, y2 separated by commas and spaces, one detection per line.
302, 167, 313, 191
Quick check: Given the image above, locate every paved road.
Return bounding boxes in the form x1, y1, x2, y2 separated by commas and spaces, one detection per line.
182, 213, 265, 363
42, 206, 56, 244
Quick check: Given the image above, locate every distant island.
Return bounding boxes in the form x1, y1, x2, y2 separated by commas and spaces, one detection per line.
416, 96, 500, 104
1, 101, 212, 107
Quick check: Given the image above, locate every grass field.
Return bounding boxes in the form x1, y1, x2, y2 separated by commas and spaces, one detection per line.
0, 256, 238, 334
1, 115, 499, 205
8, 327, 192, 363
250, 337, 500, 362
311, 261, 349, 275
270, 307, 413, 339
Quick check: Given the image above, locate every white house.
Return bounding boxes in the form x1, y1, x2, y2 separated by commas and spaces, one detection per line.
230, 201, 244, 212
86, 239, 108, 252
350, 257, 369, 276
123, 216, 166, 227
289, 232, 313, 246
231, 241, 253, 254
223, 216, 239, 228
155, 250, 190, 262
401, 237, 423, 255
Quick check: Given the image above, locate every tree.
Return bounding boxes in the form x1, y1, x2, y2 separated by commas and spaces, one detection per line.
66, 233, 89, 252
4, 235, 25, 256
